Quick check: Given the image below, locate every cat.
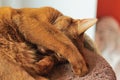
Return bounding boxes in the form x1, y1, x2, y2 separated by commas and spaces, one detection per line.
0, 7, 96, 80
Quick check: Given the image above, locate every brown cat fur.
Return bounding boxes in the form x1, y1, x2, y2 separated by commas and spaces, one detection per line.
0, 7, 96, 80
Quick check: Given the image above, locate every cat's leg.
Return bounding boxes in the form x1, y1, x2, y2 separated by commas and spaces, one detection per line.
16, 49, 55, 75
34, 56, 55, 75
13, 15, 88, 76
33, 56, 51, 80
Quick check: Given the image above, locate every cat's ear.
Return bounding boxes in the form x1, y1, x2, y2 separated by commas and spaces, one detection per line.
77, 18, 97, 35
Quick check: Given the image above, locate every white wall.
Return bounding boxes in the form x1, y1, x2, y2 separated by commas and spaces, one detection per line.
0, 0, 97, 40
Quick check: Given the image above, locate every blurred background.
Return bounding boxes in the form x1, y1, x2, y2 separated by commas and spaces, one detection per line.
0, 0, 120, 79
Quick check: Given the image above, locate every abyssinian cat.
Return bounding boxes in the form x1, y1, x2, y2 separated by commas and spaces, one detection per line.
0, 7, 96, 80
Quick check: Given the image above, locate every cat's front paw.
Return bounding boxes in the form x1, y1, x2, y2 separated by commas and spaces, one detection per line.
74, 64, 88, 76
71, 58, 88, 76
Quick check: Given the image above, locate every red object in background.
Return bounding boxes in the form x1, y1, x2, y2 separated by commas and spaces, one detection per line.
97, 0, 120, 24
